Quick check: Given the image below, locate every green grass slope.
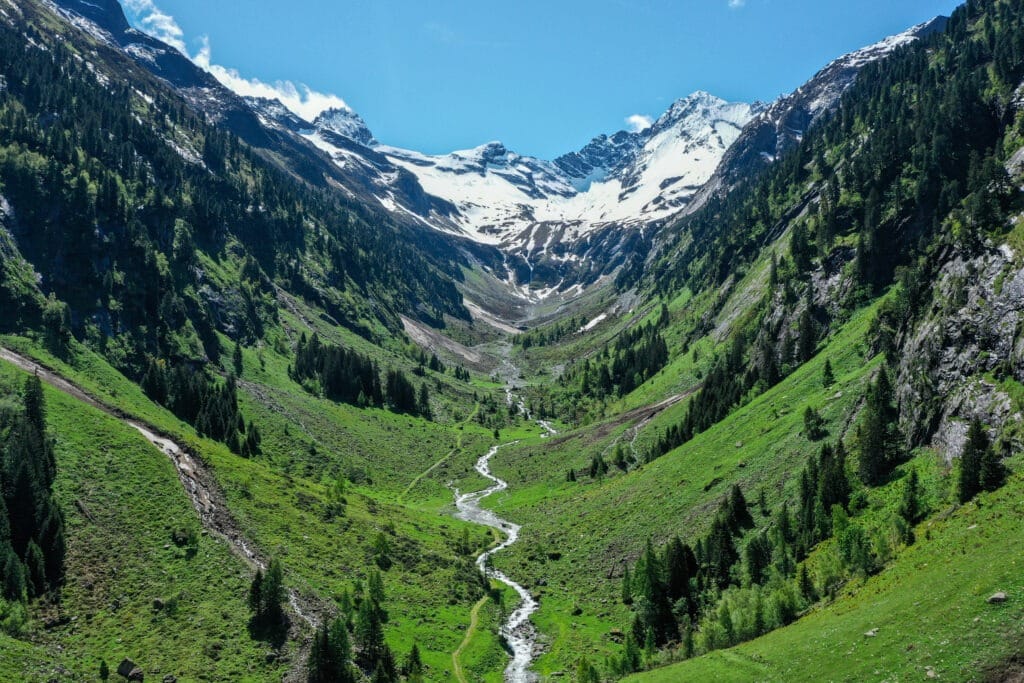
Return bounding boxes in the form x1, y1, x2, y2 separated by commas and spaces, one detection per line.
0, 361, 270, 682
626, 477, 1024, 682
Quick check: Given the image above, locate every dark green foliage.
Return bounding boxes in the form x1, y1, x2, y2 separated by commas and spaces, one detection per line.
822, 358, 835, 387
402, 644, 424, 683
233, 341, 244, 377
576, 657, 601, 683
899, 468, 924, 524
858, 368, 899, 486
959, 419, 1006, 503
744, 534, 772, 586
0, 13, 466, 375
0, 375, 65, 600
803, 406, 826, 441
650, 336, 751, 459
248, 559, 286, 640
385, 369, 421, 416
141, 361, 256, 455
621, 486, 758, 657
651, 0, 1020, 304
292, 334, 383, 408
308, 616, 355, 683
355, 589, 388, 672
563, 321, 669, 400
514, 316, 584, 349
99, 660, 109, 681
589, 453, 609, 479
797, 289, 817, 363
797, 442, 851, 554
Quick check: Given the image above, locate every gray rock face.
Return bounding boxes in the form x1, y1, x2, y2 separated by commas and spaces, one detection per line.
896, 246, 1024, 462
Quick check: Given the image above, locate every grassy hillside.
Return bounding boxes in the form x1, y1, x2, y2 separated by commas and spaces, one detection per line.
0, 361, 268, 681
627, 474, 1024, 682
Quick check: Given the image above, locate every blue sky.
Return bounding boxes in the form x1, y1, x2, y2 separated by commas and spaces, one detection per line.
120, 0, 962, 159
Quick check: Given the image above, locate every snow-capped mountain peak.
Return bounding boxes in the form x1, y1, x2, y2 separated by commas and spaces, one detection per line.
358, 91, 753, 247
313, 107, 376, 147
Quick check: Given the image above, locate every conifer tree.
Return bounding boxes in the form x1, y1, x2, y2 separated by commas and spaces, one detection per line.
959, 419, 987, 503
822, 358, 835, 387
899, 468, 923, 524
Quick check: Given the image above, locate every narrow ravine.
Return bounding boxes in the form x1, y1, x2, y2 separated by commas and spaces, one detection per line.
454, 442, 539, 683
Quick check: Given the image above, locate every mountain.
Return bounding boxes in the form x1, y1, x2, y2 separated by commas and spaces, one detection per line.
686, 16, 950, 212
296, 92, 754, 296
48, 0, 949, 303
3, 1, 1024, 683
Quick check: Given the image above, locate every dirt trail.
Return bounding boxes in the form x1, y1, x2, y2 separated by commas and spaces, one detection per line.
452, 596, 489, 683
0, 347, 320, 675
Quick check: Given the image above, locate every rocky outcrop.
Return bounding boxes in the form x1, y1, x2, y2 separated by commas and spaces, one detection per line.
896, 245, 1024, 462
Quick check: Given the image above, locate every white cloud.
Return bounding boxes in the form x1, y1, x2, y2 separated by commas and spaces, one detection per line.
728, 0, 746, 8
121, 1, 349, 122
625, 114, 654, 133
122, 0, 186, 53
194, 38, 350, 121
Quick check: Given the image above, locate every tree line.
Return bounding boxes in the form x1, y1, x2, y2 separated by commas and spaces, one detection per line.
290, 334, 432, 419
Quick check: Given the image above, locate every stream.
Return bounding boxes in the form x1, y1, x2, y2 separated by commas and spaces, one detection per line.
455, 443, 538, 683
453, 348, 555, 682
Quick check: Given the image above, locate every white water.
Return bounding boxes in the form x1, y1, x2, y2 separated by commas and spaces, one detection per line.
455, 442, 539, 683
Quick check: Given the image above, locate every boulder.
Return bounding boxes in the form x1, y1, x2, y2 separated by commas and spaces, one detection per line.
117, 659, 144, 681
864, 628, 878, 637
988, 592, 1008, 604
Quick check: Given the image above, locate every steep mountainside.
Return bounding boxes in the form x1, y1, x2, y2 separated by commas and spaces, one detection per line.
684, 17, 950, 215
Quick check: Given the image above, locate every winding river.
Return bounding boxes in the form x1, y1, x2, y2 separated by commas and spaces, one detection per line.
455, 442, 539, 683
453, 348, 556, 683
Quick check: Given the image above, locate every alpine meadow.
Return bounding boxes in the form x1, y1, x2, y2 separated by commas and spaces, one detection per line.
0, 0, 1022, 681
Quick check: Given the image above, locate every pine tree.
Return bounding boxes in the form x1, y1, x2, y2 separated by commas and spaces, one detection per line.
726, 485, 754, 532
959, 419, 987, 503
858, 368, 897, 486
417, 383, 431, 420
980, 442, 1006, 493
249, 559, 286, 636
308, 616, 355, 683
576, 657, 601, 683
822, 358, 835, 387
403, 644, 424, 683
899, 468, 923, 524
356, 593, 386, 671
22, 375, 45, 432
797, 293, 816, 362
233, 341, 244, 377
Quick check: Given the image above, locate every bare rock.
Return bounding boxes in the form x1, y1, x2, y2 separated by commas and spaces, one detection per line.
864, 628, 879, 637
117, 659, 144, 681
988, 592, 1008, 604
